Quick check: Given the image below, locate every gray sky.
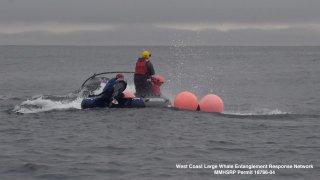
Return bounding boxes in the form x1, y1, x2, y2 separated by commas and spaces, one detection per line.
1, 0, 320, 45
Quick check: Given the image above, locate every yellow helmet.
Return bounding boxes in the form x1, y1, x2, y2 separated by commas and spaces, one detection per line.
141, 50, 151, 58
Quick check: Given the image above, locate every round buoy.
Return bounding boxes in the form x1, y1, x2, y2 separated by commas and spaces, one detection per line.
123, 91, 135, 98
174, 91, 198, 111
199, 94, 224, 113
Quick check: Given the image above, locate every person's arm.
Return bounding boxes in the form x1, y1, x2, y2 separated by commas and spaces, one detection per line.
89, 78, 114, 97
111, 80, 127, 98
147, 61, 155, 77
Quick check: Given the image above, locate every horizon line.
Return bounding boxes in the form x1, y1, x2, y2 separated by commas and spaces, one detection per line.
1, 44, 320, 47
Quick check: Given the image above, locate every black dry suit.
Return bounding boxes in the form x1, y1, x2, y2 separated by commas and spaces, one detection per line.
86, 77, 127, 108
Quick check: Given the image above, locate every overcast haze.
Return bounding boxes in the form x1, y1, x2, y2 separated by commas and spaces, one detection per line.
1, 0, 320, 45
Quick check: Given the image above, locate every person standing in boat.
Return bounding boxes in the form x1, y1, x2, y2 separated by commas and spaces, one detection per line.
134, 50, 155, 97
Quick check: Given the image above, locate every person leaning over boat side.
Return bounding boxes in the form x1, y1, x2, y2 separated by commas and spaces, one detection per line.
134, 50, 155, 97
88, 73, 127, 107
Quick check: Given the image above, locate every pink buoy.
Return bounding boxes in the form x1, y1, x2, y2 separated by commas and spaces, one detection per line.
174, 91, 198, 111
199, 94, 224, 113
123, 91, 135, 98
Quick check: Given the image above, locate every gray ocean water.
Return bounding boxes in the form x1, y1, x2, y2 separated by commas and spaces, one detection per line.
0, 46, 319, 179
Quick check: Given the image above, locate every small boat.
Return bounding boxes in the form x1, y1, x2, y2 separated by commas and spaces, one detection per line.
79, 72, 171, 109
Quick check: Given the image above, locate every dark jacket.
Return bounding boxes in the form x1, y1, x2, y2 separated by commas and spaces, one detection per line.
134, 58, 155, 97
91, 77, 127, 104
81, 77, 127, 109
146, 61, 155, 77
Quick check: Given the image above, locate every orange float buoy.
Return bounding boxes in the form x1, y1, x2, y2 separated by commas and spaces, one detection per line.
123, 91, 135, 98
174, 91, 198, 111
199, 94, 224, 113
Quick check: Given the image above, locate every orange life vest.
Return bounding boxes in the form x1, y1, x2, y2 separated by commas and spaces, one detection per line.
135, 59, 149, 75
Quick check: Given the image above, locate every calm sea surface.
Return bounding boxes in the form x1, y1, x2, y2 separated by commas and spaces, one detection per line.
0, 46, 319, 179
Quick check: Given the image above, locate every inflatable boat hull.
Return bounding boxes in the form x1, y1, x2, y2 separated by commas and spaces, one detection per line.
81, 97, 170, 109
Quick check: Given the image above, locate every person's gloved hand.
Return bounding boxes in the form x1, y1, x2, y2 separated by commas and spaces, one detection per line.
151, 76, 157, 82
108, 98, 118, 107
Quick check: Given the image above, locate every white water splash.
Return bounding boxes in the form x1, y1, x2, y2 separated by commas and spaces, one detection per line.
91, 82, 106, 95
0, 95, 18, 100
13, 96, 83, 114
223, 108, 289, 116
0, 95, 8, 100
13, 82, 139, 114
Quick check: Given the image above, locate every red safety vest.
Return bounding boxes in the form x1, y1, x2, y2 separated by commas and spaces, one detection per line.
135, 59, 149, 75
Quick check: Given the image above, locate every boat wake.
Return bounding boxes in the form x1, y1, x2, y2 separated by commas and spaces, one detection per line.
13, 77, 109, 114
223, 108, 289, 116
13, 79, 138, 114
0, 95, 22, 101
13, 95, 83, 114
